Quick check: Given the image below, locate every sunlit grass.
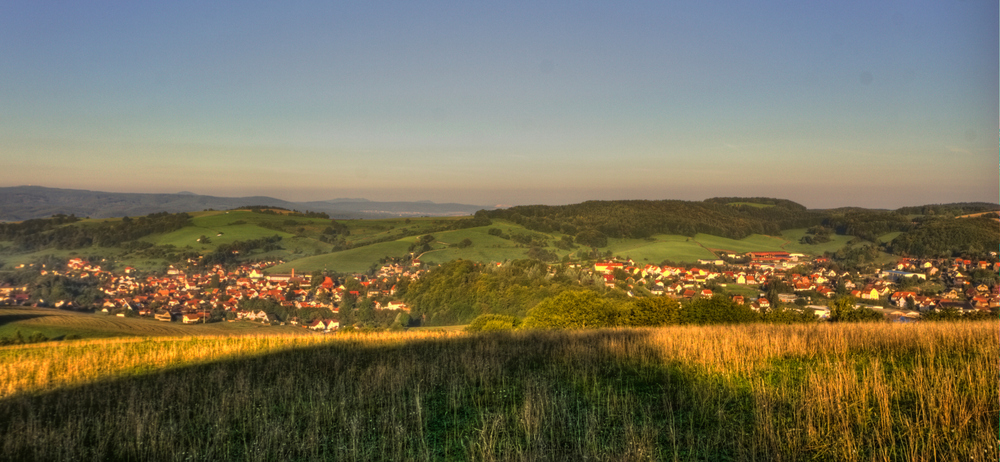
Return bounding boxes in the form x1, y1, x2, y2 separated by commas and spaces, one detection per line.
0, 322, 994, 460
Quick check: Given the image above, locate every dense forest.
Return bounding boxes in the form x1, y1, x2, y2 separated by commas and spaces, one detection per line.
483, 198, 823, 241
894, 202, 999, 216
889, 217, 1000, 257
821, 211, 913, 242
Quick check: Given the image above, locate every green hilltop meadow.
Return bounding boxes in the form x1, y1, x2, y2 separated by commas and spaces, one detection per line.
0, 211, 837, 275
1, 198, 997, 275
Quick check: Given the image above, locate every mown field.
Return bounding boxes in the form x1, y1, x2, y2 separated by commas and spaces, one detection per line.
0, 322, 994, 461
0, 307, 308, 340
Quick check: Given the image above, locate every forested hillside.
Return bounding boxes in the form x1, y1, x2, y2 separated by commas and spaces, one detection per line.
889, 217, 1000, 257
0, 213, 191, 251
484, 198, 823, 241
1, 200, 997, 274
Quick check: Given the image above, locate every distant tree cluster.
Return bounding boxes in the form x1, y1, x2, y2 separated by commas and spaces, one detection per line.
484, 199, 823, 245
201, 235, 284, 266
236, 206, 329, 219
799, 226, 832, 244
0, 212, 190, 251
894, 202, 1000, 216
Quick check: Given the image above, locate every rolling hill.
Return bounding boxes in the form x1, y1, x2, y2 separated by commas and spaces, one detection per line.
0, 186, 491, 221
2, 197, 997, 275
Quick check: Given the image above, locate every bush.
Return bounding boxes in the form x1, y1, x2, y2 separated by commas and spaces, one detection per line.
829, 297, 884, 322
465, 314, 521, 332
523, 291, 619, 329
618, 297, 682, 327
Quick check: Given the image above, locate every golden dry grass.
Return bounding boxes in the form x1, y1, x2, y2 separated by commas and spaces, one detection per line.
0, 322, 994, 461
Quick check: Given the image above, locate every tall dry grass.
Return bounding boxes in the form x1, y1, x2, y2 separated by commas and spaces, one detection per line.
0, 322, 994, 461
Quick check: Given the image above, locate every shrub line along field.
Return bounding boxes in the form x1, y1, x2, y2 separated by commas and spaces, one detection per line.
0, 322, 995, 460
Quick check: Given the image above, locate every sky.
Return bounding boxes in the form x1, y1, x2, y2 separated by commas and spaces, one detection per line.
0, 1, 997, 209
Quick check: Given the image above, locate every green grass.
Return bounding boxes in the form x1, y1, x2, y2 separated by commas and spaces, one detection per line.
693, 233, 787, 254
779, 228, 857, 255
268, 240, 415, 274
605, 235, 716, 263
877, 231, 903, 243
0, 307, 306, 340
144, 211, 304, 250
0, 323, 994, 460
415, 226, 562, 265
719, 284, 762, 297
0, 214, 862, 274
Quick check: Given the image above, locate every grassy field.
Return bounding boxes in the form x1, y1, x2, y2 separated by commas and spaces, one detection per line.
605, 235, 716, 263
268, 240, 415, 274
877, 231, 903, 244
0, 322, 994, 460
143, 211, 323, 251
692, 233, 787, 254
0, 307, 307, 340
414, 226, 565, 265
269, 220, 573, 273
3, 214, 869, 276
780, 228, 858, 255
719, 284, 762, 297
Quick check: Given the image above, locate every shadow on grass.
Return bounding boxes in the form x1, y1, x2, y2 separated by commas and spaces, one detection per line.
0, 330, 778, 461
0, 313, 48, 328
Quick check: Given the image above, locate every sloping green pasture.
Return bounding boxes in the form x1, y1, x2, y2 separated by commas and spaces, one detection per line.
0, 307, 305, 340
605, 235, 716, 263
779, 228, 857, 254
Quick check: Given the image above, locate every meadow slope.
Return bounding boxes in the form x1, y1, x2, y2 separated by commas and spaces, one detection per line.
0, 322, 994, 461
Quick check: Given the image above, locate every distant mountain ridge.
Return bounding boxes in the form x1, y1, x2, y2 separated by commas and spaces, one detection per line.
0, 186, 491, 221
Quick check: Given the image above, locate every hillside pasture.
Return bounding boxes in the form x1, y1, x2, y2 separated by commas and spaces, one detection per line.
415, 226, 558, 265
143, 214, 298, 250
779, 228, 857, 254
268, 240, 415, 274
0, 307, 306, 340
692, 233, 787, 254
341, 216, 463, 243
605, 235, 716, 263
877, 231, 903, 243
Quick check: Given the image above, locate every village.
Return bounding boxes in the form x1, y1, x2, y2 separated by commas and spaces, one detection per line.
586, 251, 1000, 321
1, 249, 997, 329
0, 257, 427, 332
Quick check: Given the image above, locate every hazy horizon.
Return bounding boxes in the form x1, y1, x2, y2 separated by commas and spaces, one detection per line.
6, 183, 999, 211
1, 2, 997, 209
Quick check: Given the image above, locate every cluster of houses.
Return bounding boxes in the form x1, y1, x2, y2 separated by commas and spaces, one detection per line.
584, 251, 999, 318
2, 249, 997, 326
1, 257, 422, 331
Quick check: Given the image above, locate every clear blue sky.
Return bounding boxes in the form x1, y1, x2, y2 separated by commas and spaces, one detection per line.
1, 1, 996, 208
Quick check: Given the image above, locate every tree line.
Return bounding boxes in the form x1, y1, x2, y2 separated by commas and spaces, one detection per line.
0, 212, 191, 251
482, 199, 824, 242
